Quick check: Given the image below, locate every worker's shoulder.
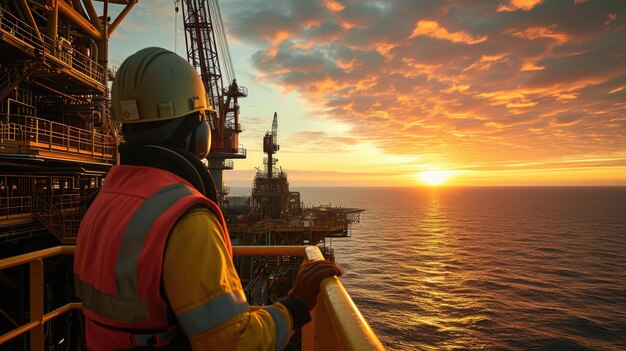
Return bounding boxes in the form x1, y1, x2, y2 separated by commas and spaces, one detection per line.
185, 205, 218, 217
167, 206, 225, 253
178, 205, 220, 225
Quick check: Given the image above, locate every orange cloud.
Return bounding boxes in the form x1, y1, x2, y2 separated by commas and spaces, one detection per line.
324, 0, 345, 12
463, 54, 509, 72
521, 62, 545, 71
225, 0, 626, 185
442, 84, 471, 93
409, 20, 487, 44
605, 13, 618, 26
337, 57, 357, 72
497, 0, 543, 12
506, 101, 537, 108
271, 31, 291, 45
510, 26, 570, 44
553, 93, 578, 101
375, 43, 396, 58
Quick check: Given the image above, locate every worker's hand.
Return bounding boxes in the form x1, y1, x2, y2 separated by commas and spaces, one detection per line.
288, 260, 342, 310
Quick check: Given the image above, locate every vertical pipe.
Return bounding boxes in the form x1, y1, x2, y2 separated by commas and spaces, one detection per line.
29, 259, 44, 351
97, 0, 108, 85
47, 0, 59, 42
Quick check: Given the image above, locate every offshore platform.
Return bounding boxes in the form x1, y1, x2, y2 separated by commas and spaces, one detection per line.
0, 1, 378, 350
225, 113, 363, 305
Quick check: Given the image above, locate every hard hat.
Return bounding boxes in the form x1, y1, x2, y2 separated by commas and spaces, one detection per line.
111, 47, 215, 124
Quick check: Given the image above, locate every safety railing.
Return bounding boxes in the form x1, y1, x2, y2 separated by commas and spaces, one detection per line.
0, 246, 384, 351
0, 115, 115, 162
0, 8, 105, 84
33, 195, 82, 243
207, 159, 234, 170
223, 159, 235, 169
0, 6, 40, 50
225, 122, 243, 132
209, 145, 247, 158
0, 196, 32, 220
0, 246, 79, 351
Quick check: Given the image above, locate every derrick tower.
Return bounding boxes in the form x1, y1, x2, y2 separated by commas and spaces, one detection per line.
176, 0, 247, 203
251, 113, 300, 221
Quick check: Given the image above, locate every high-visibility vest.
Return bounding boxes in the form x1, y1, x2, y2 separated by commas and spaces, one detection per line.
74, 165, 231, 350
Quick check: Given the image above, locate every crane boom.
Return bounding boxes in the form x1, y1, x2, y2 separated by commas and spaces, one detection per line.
175, 0, 247, 203
179, 0, 224, 131
272, 112, 278, 147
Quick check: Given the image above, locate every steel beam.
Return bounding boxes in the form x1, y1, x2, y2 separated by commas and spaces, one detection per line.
107, 0, 137, 38
18, 0, 44, 43
58, 0, 102, 40
82, 0, 101, 28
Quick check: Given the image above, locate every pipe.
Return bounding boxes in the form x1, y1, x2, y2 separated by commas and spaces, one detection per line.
72, 0, 85, 17
107, 0, 136, 38
81, 0, 100, 28
46, 0, 58, 40
87, 36, 97, 60
57, 0, 101, 40
17, 0, 43, 42
97, 0, 108, 85
10, 0, 26, 23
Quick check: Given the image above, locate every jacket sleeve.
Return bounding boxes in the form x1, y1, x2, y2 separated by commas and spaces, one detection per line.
163, 207, 295, 351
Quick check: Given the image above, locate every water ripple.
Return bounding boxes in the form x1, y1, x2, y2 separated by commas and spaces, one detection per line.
298, 187, 626, 351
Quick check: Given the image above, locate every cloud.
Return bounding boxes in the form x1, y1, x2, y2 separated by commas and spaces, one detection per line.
409, 20, 487, 44
222, 0, 626, 179
509, 25, 570, 44
497, 0, 543, 12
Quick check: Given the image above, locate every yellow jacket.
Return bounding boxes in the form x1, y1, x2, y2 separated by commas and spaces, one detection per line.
163, 207, 294, 350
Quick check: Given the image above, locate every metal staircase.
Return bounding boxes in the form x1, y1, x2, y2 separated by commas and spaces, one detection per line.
0, 62, 36, 102
32, 195, 82, 244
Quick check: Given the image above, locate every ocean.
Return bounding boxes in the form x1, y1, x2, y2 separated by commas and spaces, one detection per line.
292, 187, 626, 351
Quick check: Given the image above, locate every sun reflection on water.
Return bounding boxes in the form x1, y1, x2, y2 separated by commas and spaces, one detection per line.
409, 189, 488, 350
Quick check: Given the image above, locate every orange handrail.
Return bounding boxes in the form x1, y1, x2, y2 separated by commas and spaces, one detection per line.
0, 246, 385, 351
0, 115, 115, 161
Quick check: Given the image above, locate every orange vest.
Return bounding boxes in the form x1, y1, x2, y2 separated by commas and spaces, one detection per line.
74, 165, 231, 350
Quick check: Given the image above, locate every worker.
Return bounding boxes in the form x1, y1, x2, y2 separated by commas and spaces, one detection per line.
73, 47, 341, 350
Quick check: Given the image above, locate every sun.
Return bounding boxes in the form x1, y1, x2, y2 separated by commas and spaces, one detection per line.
418, 170, 453, 186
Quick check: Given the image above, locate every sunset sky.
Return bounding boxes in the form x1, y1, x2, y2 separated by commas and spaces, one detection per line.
108, 0, 626, 187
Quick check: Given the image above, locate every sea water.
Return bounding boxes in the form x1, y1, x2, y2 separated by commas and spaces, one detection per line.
294, 187, 626, 351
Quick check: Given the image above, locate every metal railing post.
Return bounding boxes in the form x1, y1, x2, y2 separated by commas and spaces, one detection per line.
29, 259, 44, 351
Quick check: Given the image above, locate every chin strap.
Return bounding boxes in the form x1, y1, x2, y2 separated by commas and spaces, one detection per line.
119, 143, 219, 204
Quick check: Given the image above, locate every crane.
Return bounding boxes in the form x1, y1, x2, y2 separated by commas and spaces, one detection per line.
174, 0, 247, 202
263, 112, 280, 179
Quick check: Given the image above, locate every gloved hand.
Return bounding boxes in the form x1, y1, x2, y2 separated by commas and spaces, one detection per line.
288, 260, 342, 310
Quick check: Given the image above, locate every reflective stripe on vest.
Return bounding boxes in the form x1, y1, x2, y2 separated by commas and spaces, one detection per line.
266, 306, 289, 351
176, 290, 249, 337
76, 183, 194, 323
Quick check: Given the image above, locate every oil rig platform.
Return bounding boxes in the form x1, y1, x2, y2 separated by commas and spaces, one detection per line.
0, 0, 138, 249
224, 113, 363, 306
